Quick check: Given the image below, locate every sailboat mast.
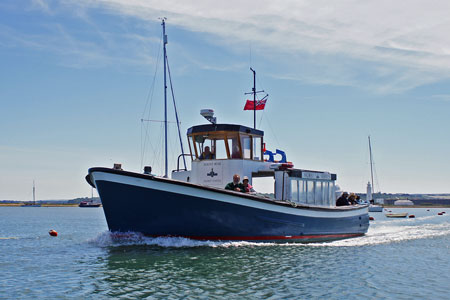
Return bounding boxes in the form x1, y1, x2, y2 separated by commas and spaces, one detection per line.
162, 18, 168, 178
368, 136, 375, 199
33, 180, 36, 205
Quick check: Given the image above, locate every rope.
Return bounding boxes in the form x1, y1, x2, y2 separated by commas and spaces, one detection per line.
140, 31, 163, 169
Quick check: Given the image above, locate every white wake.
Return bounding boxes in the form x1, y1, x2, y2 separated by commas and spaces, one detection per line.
88, 214, 449, 248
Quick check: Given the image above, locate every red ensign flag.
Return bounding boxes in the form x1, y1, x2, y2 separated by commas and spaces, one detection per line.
243, 99, 267, 110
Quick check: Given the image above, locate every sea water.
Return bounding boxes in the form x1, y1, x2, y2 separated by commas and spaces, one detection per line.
0, 207, 449, 299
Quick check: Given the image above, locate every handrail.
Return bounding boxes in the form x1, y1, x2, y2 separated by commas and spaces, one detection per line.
175, 154, 191, 172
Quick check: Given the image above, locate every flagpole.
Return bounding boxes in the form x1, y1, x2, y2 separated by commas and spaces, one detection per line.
250, 68, 256, 129
245, 69, 265, 128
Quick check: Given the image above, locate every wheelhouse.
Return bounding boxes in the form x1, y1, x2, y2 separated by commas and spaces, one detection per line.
177, 123, 337, 207
187, 124, 264, 161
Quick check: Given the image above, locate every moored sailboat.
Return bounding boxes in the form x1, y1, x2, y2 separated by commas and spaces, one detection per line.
79, 188, 102, 207
21, 180, 41, 207
367, 136, 383, 212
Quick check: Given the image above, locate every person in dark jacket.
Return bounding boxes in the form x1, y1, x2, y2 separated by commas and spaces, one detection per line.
336, 192, 350, 206
225, 174, 245, 192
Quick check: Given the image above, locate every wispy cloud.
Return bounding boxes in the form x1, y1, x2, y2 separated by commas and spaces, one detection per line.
430, 94, 450, 102
0, 17, 160, 71
30, 0, 52, 14
7, 0, 450, 92
71, 0, 450, 92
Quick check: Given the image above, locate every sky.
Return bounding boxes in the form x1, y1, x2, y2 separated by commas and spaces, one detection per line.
1, 0, 450, 200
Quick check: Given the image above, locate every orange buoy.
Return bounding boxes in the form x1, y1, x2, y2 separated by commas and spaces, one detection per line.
49, 230, 58, 237
369, 216, 375, 221
408, 215, 415, 218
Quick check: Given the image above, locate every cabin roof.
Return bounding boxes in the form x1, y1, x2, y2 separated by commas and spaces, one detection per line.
187, 124, 264, 136
288, 168, 337, 180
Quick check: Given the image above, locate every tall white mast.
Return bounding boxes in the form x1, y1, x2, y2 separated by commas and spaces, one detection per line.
368, 136, 374, 201
33, 180, 36, 205
162, 18, 168, 178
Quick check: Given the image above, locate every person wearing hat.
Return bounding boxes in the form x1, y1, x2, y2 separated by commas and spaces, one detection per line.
336, 192, 350, 206
242, 176, 256, 194
348, 193, 358, 205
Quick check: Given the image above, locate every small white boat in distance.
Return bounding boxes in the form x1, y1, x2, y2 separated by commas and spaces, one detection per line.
385, 212, 408, 218
366, 136, 383, 212
369, 204, 383, 212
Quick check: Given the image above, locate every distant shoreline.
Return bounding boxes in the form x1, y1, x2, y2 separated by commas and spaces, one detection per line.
0, 203, 448, 208
0, 203, 79, 207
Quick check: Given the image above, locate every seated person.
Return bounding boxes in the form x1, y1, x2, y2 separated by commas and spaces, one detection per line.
231, 144, 241, 159
242, 176, 256, 194
225, 174, 245, 192
199, 146, 214, 160
348, 193, 357, 205
336, 192, 350, 206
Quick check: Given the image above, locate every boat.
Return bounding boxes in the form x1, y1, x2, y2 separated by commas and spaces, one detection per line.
21, 181, 41, 207
385, 213, 408, 218
79, 201, 102, 208
367, 181, 383, 212
85, 20, 369, 243
367, 136, 383, 212
79, 188, 102, 207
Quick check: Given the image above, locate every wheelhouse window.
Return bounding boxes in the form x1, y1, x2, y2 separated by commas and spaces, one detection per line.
241, 135, 251, 159
214, 139, 228, 159
193, 134, 230, 160
253, 136, 262, 160
188, 136, 196, 159
228, 134, 241, 159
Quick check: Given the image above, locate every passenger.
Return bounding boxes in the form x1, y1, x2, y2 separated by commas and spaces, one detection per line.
225, 174, 245, 192
336, 192, 350, 206
355, 195, 361, 204
348, 193, 357, 205
199, 146, 214, 160
231, 143, 241, 159
242, 176, 256, 194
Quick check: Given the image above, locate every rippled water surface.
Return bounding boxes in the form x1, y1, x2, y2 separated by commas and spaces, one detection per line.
1, 207, 449, 299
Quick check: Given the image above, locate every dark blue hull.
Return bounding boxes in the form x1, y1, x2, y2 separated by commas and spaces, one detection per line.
91, 169, 369, 242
